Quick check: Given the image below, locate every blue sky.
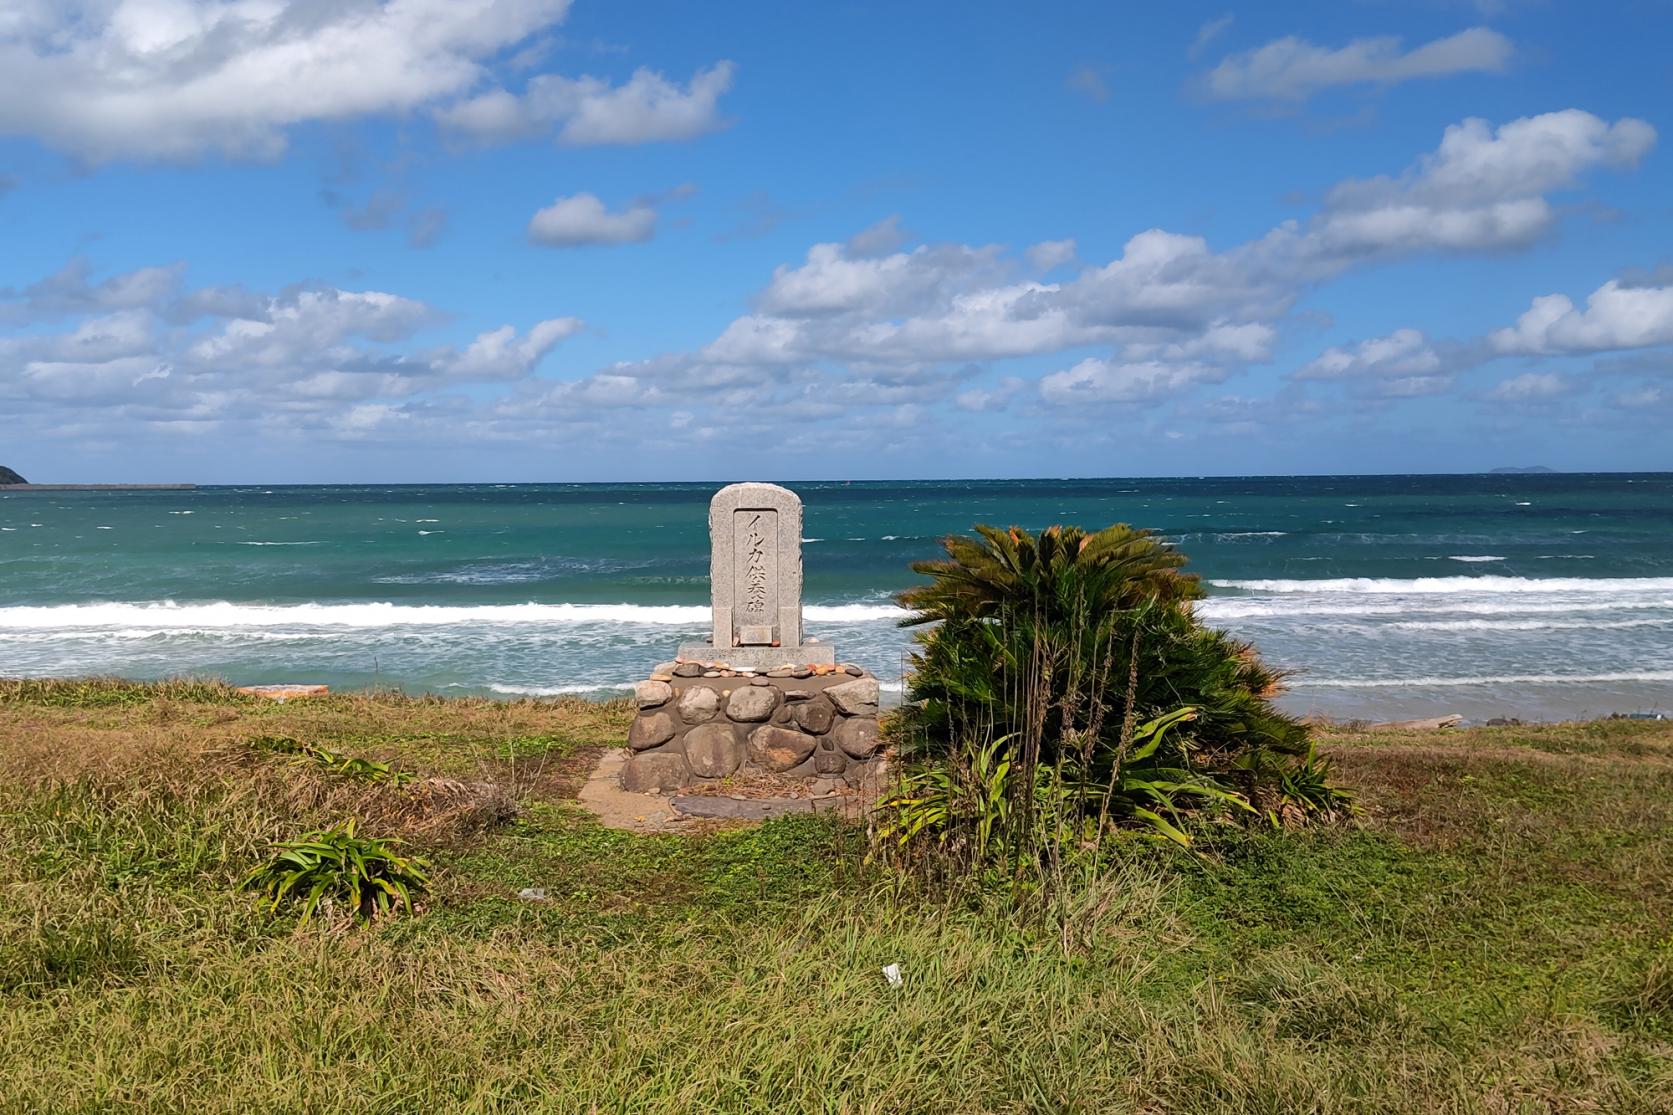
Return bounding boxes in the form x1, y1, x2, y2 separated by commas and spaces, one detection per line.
2, 1, 1671, 482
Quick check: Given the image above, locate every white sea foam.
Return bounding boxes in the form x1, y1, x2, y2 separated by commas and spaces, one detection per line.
0, 600, 909, 630
1208, 576, 1673, 595
1385, 617, 1669, 632
1447, 555, 1505, 563
233, 541, 323, 546
1304, 671, 1673, 688
486, 682, 635, 696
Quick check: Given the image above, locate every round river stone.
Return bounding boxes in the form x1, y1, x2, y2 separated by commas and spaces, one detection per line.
833, 716, 881, 759
627, 711, 676, 751
684, 723, 744, 778
677, 684, 722, 723
825, 677, 879, 715
813, 738, 848, 774
789, 693, 836, 734
725, 684, 780, 722
635, 680, 672, 709
747, 725, 817, 772
621, 751, 688, 793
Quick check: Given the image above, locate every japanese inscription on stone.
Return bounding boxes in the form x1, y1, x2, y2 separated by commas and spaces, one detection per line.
678, 482, 836, 666
734, 509, 777, 644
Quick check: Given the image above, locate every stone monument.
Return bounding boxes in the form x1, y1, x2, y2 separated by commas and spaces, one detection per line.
620, 482, 883, 795
677, 482, 835, 667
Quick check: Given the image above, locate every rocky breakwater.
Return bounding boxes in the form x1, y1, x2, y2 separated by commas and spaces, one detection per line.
621, 657, 885, 793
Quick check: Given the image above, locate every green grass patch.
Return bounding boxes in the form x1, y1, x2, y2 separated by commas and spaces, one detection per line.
1, 681, 1670, 1112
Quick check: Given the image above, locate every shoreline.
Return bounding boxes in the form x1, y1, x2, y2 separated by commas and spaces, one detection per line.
2, 672, 1664, 727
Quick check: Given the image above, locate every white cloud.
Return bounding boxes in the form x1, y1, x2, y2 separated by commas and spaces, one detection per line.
0, 258, 183, 324
1483, 371, 1572, 401
1295, 328, 1443, 380
436, 318, 584, 378
608, 110, 1650, 416
527, 193, 658, 247
955, 377, 1026, 412
1, 257, 584, 443
1490, 279, 1673, 355
1040, 358, 1230, 405
0, 0, 572, 161
1299, 110, 1655, 264
847, 215, 911, 259
1026, 239, 1077, 272
0, 2, 734, 163
753, 241, 1007, 319
1290, 328, 1484, 399
1204, 27, 1513, 102
439, 62, 735, 147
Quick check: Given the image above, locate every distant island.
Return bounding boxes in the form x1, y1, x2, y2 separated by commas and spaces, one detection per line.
1489, 466, 1557, 475
0, 465, 194, 491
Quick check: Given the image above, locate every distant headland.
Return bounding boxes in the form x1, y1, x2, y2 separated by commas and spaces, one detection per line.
0, 465, 195, 491
1488, 466, 1557, 475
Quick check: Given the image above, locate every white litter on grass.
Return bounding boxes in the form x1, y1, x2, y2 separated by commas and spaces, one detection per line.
882, 963, 903, 987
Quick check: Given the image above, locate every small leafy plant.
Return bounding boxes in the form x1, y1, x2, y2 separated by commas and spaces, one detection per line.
246, 734, 414, 786
244, 819, 430, 925
295, 745, 415, 787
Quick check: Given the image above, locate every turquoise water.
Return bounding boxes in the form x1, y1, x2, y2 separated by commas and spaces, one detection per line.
2, 476, 1671, 721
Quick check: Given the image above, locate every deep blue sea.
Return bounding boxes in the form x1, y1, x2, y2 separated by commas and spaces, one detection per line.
3, 475, 1671, 722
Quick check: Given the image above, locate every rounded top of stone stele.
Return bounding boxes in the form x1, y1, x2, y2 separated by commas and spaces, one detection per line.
711, 481, 800, 505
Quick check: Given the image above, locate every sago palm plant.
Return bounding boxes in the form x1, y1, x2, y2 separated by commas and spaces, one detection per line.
889, 521, 1330, 869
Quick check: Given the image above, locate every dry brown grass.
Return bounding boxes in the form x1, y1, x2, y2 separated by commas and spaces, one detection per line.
0, 680, 1669, 1112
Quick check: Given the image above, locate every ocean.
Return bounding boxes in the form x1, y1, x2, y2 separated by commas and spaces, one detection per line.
2, 475, 1670, 722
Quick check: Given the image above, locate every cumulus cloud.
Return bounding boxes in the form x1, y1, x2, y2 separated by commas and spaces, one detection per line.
0, 0, 567, 161
1299, 110, 1655, 264
955, 376, 1026, 412
0, 257, 183, 324
1482, 371, 1573, 401
527, 193, 659, 247
437, 61, 735, 146
1040, 359, 1231, 405
1291, 328, 1487, 398
1026, 239, 1077, 272
435, 318, 584, 378
1, 257, 584, 441
1204, 27, 1513, 102
559, 111, 1650, 420
847, 215, 912, 259
10, 105, 1661, 456
0, 2, 734, 163
1489, 279, 1673, 355
1295, 329, 1444, 380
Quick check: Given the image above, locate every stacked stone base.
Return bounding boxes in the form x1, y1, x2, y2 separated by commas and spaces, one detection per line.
623, 662, 882, 793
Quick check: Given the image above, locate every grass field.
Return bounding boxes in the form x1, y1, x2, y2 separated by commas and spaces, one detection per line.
1, 678, 1669, 1112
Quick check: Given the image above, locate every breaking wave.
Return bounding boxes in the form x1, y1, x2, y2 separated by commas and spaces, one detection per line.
0, 600, 910, 630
